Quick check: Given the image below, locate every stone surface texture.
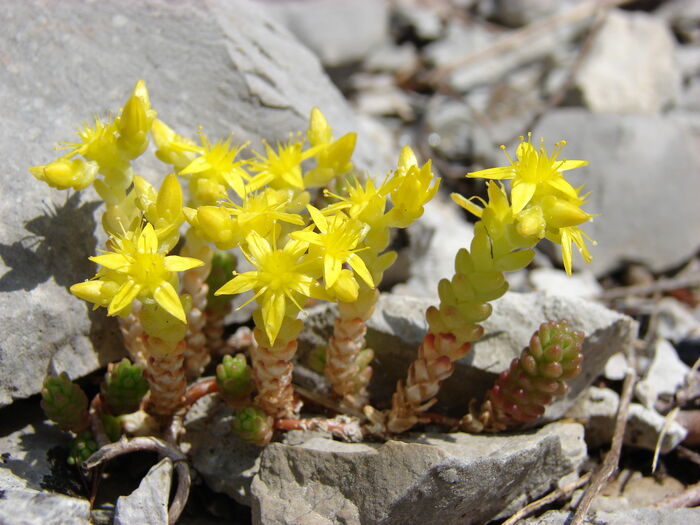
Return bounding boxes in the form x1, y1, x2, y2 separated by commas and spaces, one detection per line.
574, 10, 681, 114
113, 458, 172, 525
0, 0, 378, 407
534, 108, 700, 275
299, 292, 637, 420
250, 422, 586, 525
259, 0, 389, 67
567, 386, 687, 453
522, 508, 700, 525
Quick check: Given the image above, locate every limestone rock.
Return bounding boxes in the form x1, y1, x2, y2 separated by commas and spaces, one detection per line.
113, 458, 172, 525
567, 386, 687, 453
299, 292, 637, 421
259, 0, 390, 67
534, 109, 700, 275
522, 508, 700, 525
0, 0, 376, 407
635, 339, 690, 408
250, 422, 586, 525
529, 268, 602, 299
573, 10, 681, 114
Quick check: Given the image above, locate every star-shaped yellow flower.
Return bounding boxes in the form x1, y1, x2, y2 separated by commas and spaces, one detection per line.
71, 222, 203, 322
468, 134, 588, 214
215, 231, 320, 344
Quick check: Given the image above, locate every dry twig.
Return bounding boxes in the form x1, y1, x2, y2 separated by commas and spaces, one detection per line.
165, 377, 219, 445
653, 480, 700, 509
502, 472, 592, 525
597, 272, 700, 301
275, 415, 366, 442
83, 436, 191, 525
571, 368, 636, 525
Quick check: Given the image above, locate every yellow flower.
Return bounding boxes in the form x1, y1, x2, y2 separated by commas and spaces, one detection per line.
29, 158, 98, 190
180, 131, 250, 203
548, 226, 595, 276
292, 206, 373, 291
215, 231, 319, 344
385, 146, 440, 228
152, 119, 198, 172
248, 136, 321, 191
324, 176, 389, 227
225, 188, 305, 240
71, 222, 203, 322
303, 107, 356, 188
59, 117, 128, 177
133, 174, 185, 251
468, 134, 587, 214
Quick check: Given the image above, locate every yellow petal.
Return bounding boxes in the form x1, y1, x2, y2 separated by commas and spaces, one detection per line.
153, 281, 186, 323
511, 181, 536, 215
557, 159, 588, 172
215, 272, 258, 296
307, 204, 328, 233
324, 255, 342, 288
262, 292, 286, 344
246, 232, 271, 263
139, 223, 159, 253
561, 229, 573, 276
90, 253, 129, 271
467, 166, 514, 180
347, 253, 374, 288
451, 193, 483, 218
108, 281, 140, 316
164, 255, 204, 272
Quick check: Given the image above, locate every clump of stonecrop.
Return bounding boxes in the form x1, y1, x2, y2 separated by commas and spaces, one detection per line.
33, 80, 595, 467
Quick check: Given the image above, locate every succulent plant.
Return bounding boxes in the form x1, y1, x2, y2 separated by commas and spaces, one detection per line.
67, 431, 98, 466
216, 354, 253, 406
482, 320, 584, 431
101, 358, 149, 415
40, 373, 89, 433
232, 406, 273, 446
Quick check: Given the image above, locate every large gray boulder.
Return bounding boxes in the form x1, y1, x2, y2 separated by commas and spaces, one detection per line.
0, 0, 377, 407
533, 108, 700, 275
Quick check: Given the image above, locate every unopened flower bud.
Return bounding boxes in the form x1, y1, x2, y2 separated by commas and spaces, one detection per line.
30, 158, 98, 190
41, 373, 89, 433
232, 406, 273, 446
101, 358, 149, 415
216, 354, 253, 406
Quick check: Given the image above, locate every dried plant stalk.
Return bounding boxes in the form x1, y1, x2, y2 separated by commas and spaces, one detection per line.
118, 302, 147, 368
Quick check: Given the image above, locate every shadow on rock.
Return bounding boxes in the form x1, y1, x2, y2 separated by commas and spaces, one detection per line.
0, 192, 100, 292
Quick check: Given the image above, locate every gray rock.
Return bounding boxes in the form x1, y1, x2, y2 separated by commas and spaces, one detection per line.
489, 0, 576, 28
529, 268, 602, 299
250, 422, 586, 525
656, 298, 700, 343
635, 339, 690, 408
363, 43, 418, 75
299, 292, 637, 421
391, 197, 474, 298
260, 0, 389, 67
393, 1, 443, 41
0, 489, 92, 525
567, 386, 687, 453
533, 109, 700, 275
113, 458, 172, 525
0, 400, 91, 524
0, 0, 378, 407
656, 0, 700, 44
573, 10, 681, 114
182, 396, 263, 505
604, 352, 629, 381
521, 508, 700, 525
425, 18, 584, 92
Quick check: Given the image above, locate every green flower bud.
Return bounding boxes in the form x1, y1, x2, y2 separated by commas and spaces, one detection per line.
101, 358, 149, 415
67, 431, 98, 466
216, 354, 253, 405
206, 251, 237, 315
232, 406, 273, 446
40, 373, 89, 433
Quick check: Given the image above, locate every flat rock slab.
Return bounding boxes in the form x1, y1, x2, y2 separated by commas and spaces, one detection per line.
250, 422, 586, 525
0, 0, 376, 407
113, 458, 172, 525
0, 399, 91, 524
299, 291, 637, 421
522, 508, 700, 525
